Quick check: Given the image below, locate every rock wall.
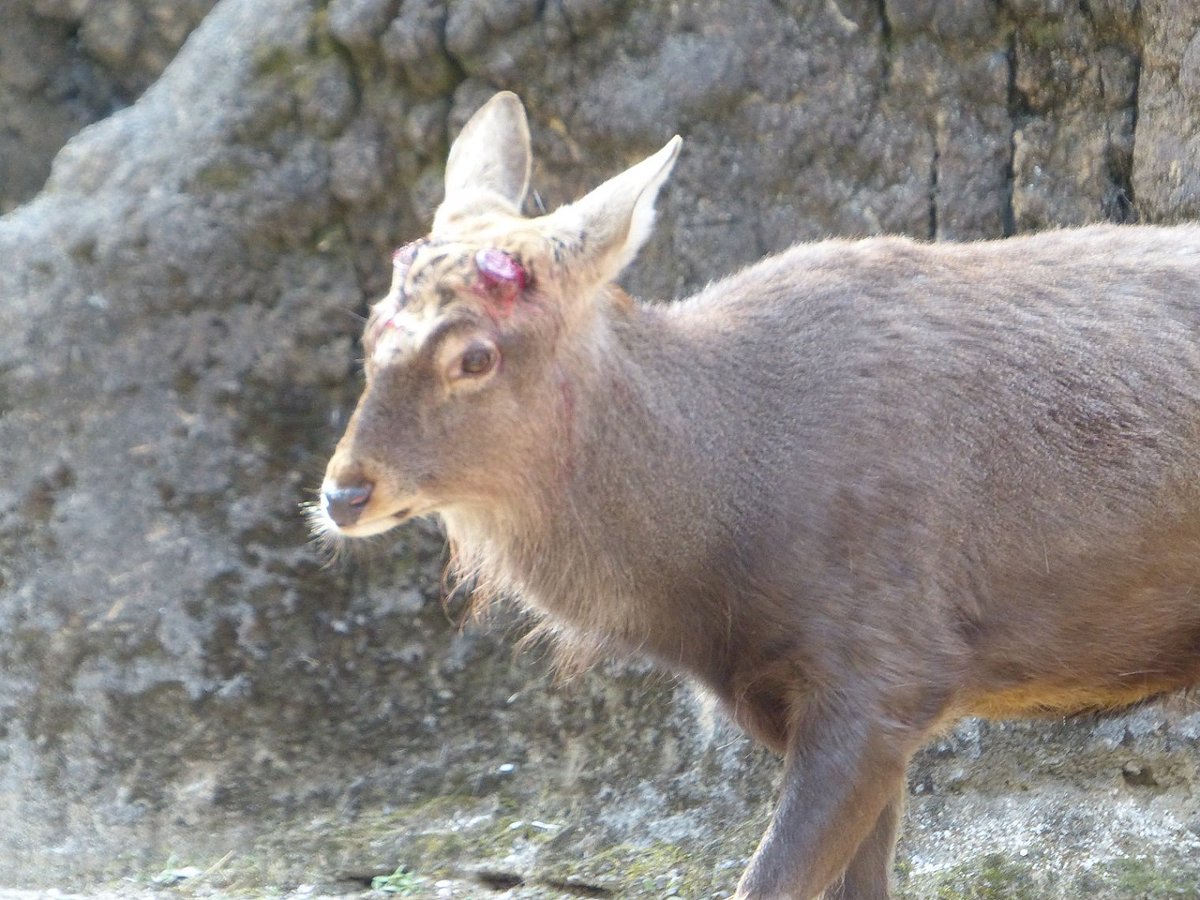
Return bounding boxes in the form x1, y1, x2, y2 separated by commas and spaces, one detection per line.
1, 0, 1199, 896
0, 0, 218, 212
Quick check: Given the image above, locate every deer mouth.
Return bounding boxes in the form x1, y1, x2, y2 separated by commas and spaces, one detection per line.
328, 506, 414, 538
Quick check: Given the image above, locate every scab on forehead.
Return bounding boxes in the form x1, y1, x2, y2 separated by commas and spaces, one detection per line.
382, 240, 529, 324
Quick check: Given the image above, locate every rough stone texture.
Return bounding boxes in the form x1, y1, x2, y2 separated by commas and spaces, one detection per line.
0, 0, 218, 212
2, 0, 1200, 897
1134, 0, 1200, 220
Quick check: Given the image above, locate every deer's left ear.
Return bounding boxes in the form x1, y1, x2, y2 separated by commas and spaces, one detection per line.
542, 136, 682, 287
434, 92, 532, 230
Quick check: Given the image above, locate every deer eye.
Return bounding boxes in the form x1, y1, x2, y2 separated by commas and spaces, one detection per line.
458, 342, 497, 377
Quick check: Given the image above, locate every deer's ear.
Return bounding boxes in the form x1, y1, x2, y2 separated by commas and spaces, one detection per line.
544, 136, 682, 285
434, 92, 532, 229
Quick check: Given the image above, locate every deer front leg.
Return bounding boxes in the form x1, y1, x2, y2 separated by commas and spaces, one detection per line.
734, 695, 918, 900
825, 793, 903, 900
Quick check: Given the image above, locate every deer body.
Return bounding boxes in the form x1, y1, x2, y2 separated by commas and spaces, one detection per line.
317, 93, 1200, 899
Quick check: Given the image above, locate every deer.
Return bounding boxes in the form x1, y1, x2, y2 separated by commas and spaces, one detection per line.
313, 91, 1200, 899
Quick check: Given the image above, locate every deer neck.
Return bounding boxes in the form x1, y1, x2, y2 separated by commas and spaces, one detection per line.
445, 297, 738, 662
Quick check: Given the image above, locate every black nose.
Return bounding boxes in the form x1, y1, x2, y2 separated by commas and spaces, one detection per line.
323, 484, 373, 527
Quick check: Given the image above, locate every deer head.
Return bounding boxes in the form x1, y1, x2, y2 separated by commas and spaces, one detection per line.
316, 93, 681, 539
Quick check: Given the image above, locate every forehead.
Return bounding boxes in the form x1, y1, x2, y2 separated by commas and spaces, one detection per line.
368, 224, 542, 363
397, 218, 547, 308
370, 300, 482, 372
410, 218, 547, 289
403, 239, 479, 312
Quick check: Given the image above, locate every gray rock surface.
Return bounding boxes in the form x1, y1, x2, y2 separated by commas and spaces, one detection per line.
0, 0, 217, 212
1, 0, 1199, 896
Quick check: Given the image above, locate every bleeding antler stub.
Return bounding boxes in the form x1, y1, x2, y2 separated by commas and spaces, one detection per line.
475, 248, 527, 303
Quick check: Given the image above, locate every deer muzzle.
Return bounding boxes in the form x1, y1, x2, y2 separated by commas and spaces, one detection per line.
321, 482, 373, 528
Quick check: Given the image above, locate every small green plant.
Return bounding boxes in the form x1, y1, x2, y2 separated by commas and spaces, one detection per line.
151, 853, 203, 885
371, 864, 422, 895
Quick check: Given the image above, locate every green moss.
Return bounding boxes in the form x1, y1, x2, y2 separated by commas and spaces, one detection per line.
1016, 19, 1066, 52
909, 853, 1043, 900
536, 837, 743, 898
1088, 856, 1200, 897
190, 161, 255, 193
251, 45, 295, 78
908, 851, 1200, 899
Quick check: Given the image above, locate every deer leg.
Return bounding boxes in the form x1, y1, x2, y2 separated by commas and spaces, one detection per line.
734, 695, 918, 900
824, 791, 903, 900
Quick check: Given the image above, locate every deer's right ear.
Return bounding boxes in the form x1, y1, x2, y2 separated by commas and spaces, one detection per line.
433, 92, 532, 231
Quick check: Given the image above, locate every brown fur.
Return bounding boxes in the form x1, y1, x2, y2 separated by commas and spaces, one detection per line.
315, 93, 1200, 899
